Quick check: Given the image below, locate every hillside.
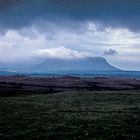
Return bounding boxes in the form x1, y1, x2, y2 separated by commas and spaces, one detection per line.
35, 57, 119, 72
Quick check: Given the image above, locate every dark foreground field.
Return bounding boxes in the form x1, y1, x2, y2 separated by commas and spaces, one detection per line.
0, 76, 140, 140
0, 76, 140, 96
0, 90, 140, 140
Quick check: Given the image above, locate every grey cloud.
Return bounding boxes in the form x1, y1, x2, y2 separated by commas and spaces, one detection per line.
0, 0, 24, 9
0, 0, 140, 31
104, 49, 118, 56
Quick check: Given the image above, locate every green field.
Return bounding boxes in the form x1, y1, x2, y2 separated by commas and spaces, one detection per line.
0, 91, 140, 140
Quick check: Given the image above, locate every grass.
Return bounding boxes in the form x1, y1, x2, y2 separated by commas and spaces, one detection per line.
0, 90, 140, 140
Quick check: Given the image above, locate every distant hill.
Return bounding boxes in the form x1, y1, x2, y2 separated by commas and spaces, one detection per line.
34, 57, 120, 72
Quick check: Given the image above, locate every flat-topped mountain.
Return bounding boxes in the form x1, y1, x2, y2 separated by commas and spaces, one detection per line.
35, 57, 120, 71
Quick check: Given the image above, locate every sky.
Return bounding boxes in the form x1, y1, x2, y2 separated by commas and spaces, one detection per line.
0, 0, 140, 70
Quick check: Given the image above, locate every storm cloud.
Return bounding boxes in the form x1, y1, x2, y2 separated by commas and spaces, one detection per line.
0, 0, 140, 31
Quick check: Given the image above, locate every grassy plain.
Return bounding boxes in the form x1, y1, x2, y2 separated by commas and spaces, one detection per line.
0, 90, 140, 140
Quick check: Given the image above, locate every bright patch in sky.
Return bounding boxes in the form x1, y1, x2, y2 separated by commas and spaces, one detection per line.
34, 46, 91, 59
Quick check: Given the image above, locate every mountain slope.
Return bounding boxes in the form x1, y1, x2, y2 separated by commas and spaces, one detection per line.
34, 57, 120, 72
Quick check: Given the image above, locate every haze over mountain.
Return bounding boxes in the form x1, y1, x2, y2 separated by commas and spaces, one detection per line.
35, 57, 119, 72
0, 46, 120, 73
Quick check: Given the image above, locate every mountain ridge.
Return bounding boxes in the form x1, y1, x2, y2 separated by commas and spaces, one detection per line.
34, 57, 120, 72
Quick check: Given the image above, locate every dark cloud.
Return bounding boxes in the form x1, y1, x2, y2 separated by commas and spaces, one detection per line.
0, 0, 140, 31
0, 0, 25, 10
104, 49, 118, 56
